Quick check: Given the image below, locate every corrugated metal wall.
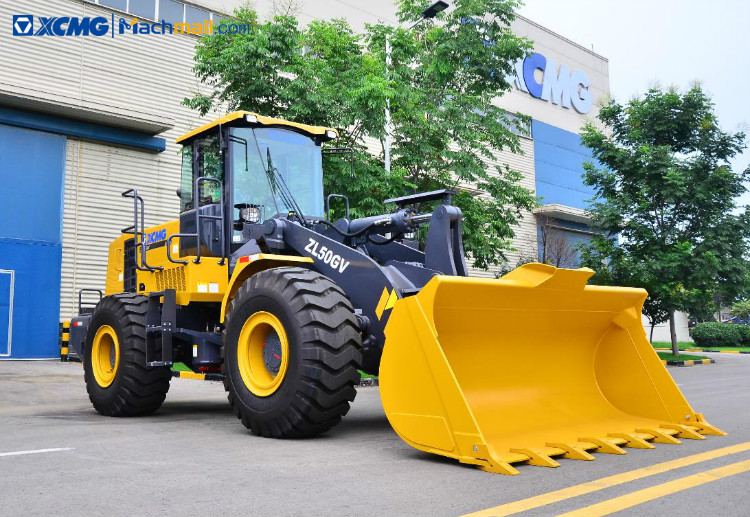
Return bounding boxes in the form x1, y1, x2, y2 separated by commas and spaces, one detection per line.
481, 137, 537, 277
452, 137, 537, 277
60, 138, 184, 316
0, 0, 222, 318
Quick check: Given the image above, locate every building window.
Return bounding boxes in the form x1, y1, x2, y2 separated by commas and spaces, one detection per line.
128, 0, 156, 19
88, 0, 222, 27
501, 111, 531, 138
186, 5, 210, 25
159, 0, 184, 24
99, 0, 127, 11
536, 215, 597, 269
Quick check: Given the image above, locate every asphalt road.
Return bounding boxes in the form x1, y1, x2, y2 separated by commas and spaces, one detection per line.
0, 353, 748, 517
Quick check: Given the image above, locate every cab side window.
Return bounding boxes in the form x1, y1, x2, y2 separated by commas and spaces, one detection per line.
179, 146, 193, 212
179, 135, 223, 211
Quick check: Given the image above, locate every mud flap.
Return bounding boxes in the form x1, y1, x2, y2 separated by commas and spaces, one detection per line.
378, 263, 725, 475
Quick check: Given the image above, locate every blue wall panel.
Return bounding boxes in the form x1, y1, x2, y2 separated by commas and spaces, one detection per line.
532, 120, 597, 209
0, 126, 65, 243
0, 124, 65, 358
0, 240, 62, 358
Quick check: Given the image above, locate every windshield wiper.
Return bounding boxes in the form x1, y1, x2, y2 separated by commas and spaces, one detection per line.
248, 129, 308, 226
247, 129, 308, 225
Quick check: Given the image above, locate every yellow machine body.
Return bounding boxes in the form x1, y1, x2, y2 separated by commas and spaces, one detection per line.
379, 263, 725, 475
103, 219, 309, 311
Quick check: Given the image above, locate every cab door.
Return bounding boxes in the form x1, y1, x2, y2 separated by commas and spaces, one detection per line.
178, 134, 225, 257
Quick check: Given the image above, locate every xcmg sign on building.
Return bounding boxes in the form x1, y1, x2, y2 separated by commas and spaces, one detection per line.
506, 52, 593, 114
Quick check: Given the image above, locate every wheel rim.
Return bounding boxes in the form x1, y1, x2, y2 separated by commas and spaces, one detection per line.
237, 311, 290, 397
91, 324, 120, 388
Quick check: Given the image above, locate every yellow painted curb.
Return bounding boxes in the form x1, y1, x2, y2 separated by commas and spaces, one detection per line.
175, 371, 206, 380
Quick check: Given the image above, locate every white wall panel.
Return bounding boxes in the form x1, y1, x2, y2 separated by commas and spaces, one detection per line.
61, 138, 182, 317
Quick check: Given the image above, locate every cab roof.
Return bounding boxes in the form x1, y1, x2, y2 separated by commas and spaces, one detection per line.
176, 111, 339, 144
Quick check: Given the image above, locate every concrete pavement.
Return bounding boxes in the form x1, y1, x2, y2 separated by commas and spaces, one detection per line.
0, 353, 748, 517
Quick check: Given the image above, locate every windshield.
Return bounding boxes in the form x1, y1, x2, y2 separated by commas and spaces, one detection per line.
231, 127, 324, 225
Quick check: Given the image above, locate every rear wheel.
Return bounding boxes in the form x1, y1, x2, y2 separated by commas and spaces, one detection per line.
84, 294, 171, 416
223, 267, 362, 437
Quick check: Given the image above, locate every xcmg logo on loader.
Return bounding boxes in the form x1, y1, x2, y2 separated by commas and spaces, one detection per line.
145, 228, 167, 246
304, 238, 351, 273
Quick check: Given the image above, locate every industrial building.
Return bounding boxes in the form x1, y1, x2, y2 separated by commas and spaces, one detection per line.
0, 0, 611, 358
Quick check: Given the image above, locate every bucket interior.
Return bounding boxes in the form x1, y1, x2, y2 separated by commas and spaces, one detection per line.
426, 275, 692, 454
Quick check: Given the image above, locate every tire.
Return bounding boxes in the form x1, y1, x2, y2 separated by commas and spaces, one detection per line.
84, 293, 171, 416
223, 267, 362, 437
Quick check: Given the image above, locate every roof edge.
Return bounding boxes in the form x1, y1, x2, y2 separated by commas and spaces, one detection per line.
514, 12, 609, 62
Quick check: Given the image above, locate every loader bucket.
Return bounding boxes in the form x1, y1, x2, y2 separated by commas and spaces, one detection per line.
379, 263, 725, 475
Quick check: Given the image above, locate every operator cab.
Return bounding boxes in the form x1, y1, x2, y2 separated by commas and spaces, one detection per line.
175, 111, 337, 258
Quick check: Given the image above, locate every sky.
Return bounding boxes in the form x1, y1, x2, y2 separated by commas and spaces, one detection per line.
517, 0, 750, 208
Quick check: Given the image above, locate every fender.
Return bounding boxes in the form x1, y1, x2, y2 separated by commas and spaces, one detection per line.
219, 253, 313, 323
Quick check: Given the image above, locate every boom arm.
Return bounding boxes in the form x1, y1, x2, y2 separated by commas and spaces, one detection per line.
243, 197, 468, 373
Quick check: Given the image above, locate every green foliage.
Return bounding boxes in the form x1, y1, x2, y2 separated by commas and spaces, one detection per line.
731, 300, 750, 320
580, 236, 670, 336
184, 0, 538, 268
579, 85, 750, 350
690, 322, 749, 347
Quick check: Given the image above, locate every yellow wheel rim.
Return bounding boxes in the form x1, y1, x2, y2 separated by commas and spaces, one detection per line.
91, 324, 120, 388
237, 311, 290, 397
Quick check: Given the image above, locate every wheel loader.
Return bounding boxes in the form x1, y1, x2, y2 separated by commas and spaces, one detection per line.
65, 111, 725, 475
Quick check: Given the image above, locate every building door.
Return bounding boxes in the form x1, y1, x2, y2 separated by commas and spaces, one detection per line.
0, 270, 13, 357
0, 124, 65, 358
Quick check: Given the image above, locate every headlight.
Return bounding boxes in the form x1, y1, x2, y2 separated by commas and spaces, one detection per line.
241, 205, 261, 223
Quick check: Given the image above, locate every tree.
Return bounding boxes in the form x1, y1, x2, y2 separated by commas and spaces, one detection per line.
184, 0, 538, 269
731, 300, 750, 320
642, 290, 672, 343
579, 85, 750, 355
580, 239, 671, 342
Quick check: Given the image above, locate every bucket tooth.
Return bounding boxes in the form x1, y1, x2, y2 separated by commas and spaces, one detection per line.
608, 432, 656, 449
661, 424, 706, 440
636, 428, 681, 444
681, 420, 726, 436
510, 448, 560, 468
580, 437, 627, 455
480, 462, 521, 476
546, 442, 595, 461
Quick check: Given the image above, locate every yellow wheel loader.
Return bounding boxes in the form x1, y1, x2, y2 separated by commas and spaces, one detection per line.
65, 111, 725, 474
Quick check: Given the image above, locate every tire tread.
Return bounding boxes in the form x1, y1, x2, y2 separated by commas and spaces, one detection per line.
84, 294, 171, 416
223, 267, 362, 438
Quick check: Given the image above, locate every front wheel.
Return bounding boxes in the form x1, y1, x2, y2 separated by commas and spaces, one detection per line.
223, 267, 362, 437
84, 294, 171, 416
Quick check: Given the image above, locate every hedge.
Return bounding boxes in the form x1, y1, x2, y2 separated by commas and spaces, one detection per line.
690, 322, 750, 347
